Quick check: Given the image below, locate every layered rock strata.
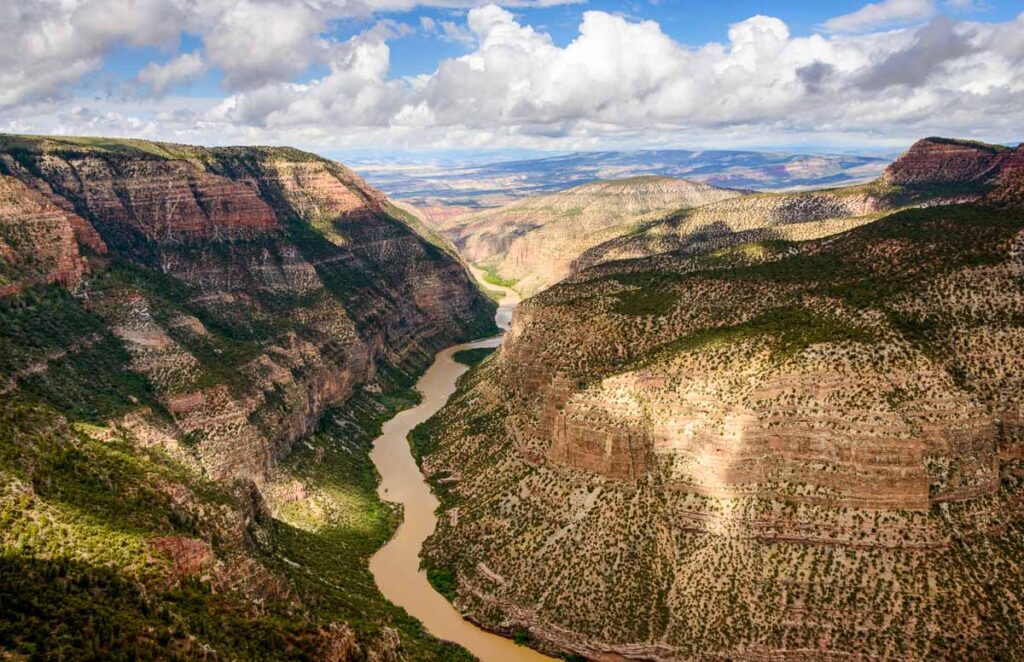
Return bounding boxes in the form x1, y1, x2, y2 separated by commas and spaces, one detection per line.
0, 135, 494, 482
434, 176, 746, 296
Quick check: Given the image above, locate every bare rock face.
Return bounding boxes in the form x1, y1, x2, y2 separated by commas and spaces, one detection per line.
882, 137, 1009, 186
0, 174, 103, 293
419, 140, 1024, 660
149, 536, 216, 579
0, 135, 495, 484
990, 143, 1024, 206
39, 156, 278, 242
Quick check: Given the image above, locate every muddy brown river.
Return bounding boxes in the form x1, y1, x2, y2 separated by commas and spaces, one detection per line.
368, 270, 554, 661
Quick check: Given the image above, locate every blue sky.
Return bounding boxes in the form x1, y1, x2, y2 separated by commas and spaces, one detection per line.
87, 1, 1024, 92
2, 0, 1023, 156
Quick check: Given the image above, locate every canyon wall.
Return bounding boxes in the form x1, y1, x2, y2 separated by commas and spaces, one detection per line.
0, 134, 496, 658
417, 138, 1024, 660
0, 135, 494, 482
436, 176, 746, 296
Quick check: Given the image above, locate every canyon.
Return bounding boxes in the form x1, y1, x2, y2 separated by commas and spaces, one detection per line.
434, 138, 1024, 301
2, 133, 1023, 661
435, 177, 746, 297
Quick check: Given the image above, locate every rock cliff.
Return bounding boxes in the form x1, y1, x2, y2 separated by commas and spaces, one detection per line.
882, 137, 1011, 187
429, 148, 975, 298
0, 134, 494, 481
417, 139, 1024, 660
0, 134, 492, 659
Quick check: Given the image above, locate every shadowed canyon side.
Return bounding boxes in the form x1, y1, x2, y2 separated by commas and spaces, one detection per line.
414, 138, 1024, 660
0, 134, 497, 658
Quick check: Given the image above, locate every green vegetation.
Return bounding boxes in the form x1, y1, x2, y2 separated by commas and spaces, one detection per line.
646, 306, 878, 367
0, 396, 324, 660
0, 134, 501, 659
924, 136, 1010, 152
258, 387, 473, 660
482, 286, 507, 303
0, 347, 473, 659
423, 563, 458, 602
0, 286, 162, 422
479, 265, 518, 289
611, 272, 680, 317
453, 346, 496, 367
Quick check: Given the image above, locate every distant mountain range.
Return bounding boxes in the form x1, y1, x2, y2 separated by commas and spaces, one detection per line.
354, 148, 892, 209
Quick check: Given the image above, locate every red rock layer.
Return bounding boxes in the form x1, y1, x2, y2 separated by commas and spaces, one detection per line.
989, 143, 1024, 206
34, 155, 278, 242
0, 174, 104, 292
883, 137, 1008, 186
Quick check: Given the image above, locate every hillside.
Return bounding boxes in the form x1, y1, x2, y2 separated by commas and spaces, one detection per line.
414, 139, 1024, 659
575, 137, 1024, 273
437, 176, 745, 296
0, 134, 494, 658
438, 138, 1024, 298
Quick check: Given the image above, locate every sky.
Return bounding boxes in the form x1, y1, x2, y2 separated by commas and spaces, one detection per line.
2, 0, 1023, 158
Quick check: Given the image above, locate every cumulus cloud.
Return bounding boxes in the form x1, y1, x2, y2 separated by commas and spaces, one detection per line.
824, 0, 936, 33
0, 0, 188, 107
202, 5, 1024, 147
202, 0, 329, 89
0, 0, 582, 107
137, 52, 206, 96
856, 17, 975, 90
2, 1, 1023, 151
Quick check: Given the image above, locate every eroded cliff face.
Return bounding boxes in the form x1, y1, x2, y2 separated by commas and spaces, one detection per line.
882, 137, 1011, 186
0, 135, 492, 657
573, 138, 1024, 279
0, 136, 494, 482
0, 174, 105, 294
417, 143, 1024, 659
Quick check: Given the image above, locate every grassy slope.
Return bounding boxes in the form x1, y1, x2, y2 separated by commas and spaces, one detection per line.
0, 274, 476, 660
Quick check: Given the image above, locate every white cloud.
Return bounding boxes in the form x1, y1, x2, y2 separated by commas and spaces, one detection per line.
824, 0, 936, 33
137, 51, 206, 96
0, 0, 583, 107
2, 2, 1023, 151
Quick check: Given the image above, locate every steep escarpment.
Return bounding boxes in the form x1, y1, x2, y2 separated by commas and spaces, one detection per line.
435, 176, 745, 296
0, 135, 494, 480
0, 134, 492, 659
882, 137, 1011, 187
574, 185, 894, 271
416, 144, 1024, 658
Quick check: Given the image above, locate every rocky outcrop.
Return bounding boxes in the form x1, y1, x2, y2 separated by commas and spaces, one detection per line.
882, 137, 1010, 186
882, 137, 1024, 207
0, 174, 104, 293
